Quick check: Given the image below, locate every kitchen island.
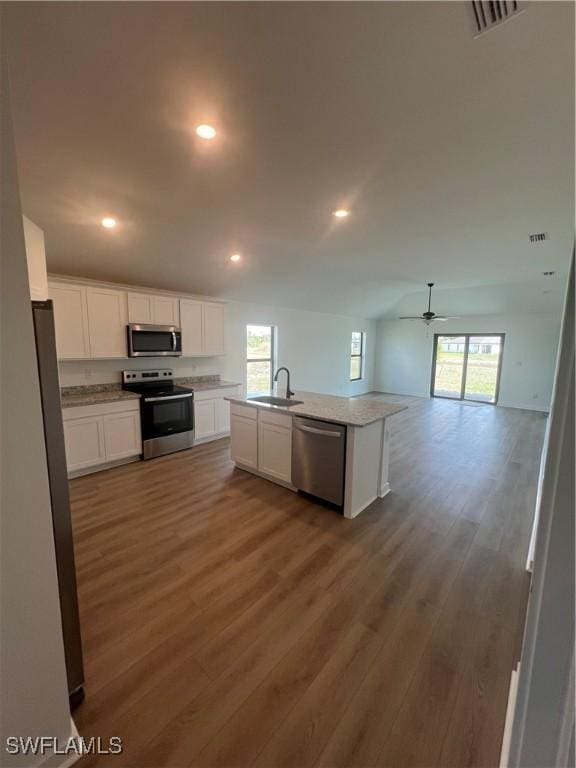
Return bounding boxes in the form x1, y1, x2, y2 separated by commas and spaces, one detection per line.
226, 391, 406, 519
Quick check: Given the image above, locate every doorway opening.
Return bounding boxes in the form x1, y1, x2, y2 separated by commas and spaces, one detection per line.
431, 334, 505, 404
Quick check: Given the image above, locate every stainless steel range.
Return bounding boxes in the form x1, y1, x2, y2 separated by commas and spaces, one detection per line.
122, 369, 194, 459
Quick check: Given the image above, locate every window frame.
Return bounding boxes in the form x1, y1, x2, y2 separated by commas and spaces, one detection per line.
350, 331, 365, 382
430, 332, 505, 405
246, 324, 276, 395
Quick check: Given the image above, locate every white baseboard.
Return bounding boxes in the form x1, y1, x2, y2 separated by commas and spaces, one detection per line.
37, 719, 81, 768
67, 454, 140, 478
500, 665, 520, 767
498, 402, 550, 413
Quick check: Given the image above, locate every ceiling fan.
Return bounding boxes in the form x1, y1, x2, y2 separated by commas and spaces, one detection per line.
398, 283, 459, 325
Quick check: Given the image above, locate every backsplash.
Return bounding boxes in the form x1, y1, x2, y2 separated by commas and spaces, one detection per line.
58, 356, 224, 387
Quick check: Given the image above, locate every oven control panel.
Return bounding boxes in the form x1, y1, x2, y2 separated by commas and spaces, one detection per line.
122, 369, 174, 384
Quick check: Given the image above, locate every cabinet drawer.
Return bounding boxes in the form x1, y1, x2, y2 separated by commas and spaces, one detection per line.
259, 410, 292, 429
62, 399, 140, 421
230, 402, 258, 420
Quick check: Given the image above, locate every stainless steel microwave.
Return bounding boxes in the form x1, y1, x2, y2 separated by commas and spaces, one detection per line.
127, 324, 182, 357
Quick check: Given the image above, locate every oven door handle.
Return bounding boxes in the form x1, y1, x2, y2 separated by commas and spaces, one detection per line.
143, 393, 193, 403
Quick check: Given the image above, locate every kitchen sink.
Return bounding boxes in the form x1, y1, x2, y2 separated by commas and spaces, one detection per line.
249, 395, 304, 407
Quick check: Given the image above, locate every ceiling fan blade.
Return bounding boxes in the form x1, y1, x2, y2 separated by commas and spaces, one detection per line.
435, 316, 460, 321
398, 316, 425, 320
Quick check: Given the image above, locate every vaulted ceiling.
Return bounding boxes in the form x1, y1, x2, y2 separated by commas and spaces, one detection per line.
5, 1, 574, 318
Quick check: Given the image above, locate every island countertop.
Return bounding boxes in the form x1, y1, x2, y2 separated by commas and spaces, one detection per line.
225, 391, 407, 427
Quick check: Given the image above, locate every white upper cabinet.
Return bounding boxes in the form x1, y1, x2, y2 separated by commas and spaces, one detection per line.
49, 279, 225, 360
180, 299, 225, 357
203, 302, 225, 356
128, 292, 179, 326
86, 287, 128, 358
127, 293, 153, 324
49, 282, 90, 359
180, 299, 204, 356
153, 296, 179, 325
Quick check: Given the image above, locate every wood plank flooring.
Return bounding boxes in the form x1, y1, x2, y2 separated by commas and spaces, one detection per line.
71, 395, 546, 768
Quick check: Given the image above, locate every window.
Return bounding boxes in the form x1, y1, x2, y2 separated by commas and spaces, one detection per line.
246, 325, 275, 395
431, 334, 505, 404
350, 331, 364, 381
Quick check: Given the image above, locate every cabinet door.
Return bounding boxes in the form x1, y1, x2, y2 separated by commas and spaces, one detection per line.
215, 397, 230, 434
230, 415, 258, 469
203, 302, 225, 356
180, 299, 204, 356
49, 283, 90, 359
127, 292, 154, 324
103, 411, 142, 460
153, 296, 180, 326
86, 287, 128, 358
258, 423, 292, 483
195, 399, 217, 439
63, 416, 106, 471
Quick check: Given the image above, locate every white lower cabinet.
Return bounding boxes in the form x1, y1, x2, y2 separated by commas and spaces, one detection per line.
63, 400, 141, 474
230, 405, 292, 483
194, 387, 238, 443
103, 411, 142, 461
258, 412, 292, 483
195, 399, 217, 440
63, 416, 106, 471
230, 412, 258, 469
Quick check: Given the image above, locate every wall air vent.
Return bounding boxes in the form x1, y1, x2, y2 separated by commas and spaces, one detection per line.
470, 1, 523, 35
529, 233, 549, 244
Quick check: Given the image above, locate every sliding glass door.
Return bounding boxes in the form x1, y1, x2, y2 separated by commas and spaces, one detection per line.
431, 334, 505, 404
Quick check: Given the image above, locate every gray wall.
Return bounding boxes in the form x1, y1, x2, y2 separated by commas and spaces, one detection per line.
0, 39, 72, 767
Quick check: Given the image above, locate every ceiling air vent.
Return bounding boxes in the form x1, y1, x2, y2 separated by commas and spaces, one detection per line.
470, 1, 523, 35
529, 233, 549, 243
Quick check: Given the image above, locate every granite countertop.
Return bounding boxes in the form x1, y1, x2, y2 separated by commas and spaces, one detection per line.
226, 391, 407, 427
60, 387, 140, 408
60, 378, 240, 408
174, 378, 241, 391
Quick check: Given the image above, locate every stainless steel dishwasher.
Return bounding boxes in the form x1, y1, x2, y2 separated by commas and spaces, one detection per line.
292, 417, 347, 506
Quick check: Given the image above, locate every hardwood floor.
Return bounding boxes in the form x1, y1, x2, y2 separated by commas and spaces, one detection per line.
71, 395, 546, 768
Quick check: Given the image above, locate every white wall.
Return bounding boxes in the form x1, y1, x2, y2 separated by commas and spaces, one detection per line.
374, 314, 561, 411
23, 215, 48, 301
1, 54, 73, 767
507, 257, 574, 767
222, 301, 375, 397
58, 300, 376, 397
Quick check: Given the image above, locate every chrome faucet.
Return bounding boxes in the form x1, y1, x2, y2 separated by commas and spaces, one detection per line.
274, 367, 294, 399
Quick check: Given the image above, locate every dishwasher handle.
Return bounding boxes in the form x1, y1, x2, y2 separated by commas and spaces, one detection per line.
295, 424, 342, 438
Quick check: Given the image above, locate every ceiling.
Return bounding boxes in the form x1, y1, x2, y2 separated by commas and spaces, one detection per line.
5, 1, 574, 319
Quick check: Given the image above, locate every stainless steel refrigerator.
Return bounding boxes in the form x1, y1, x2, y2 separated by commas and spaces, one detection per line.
32, 300, 85, 708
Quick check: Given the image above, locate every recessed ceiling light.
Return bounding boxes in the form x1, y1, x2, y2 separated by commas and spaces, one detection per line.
230, 253, 241, 263
101, 217, 117, 229
333, 209, 350, 219
196, 124, 217, 140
